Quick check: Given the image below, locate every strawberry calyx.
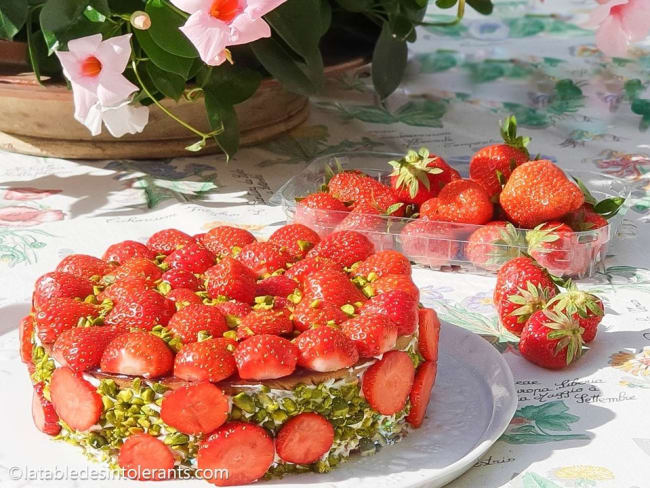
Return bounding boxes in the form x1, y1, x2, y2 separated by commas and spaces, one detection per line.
541, 309, 585, 365
388, 148, 443, 199
525, 223, 564, 251
546, 287, 603, 320
508, 281, 555, 323
487, 222, 527, 267
500, 115, 530, 157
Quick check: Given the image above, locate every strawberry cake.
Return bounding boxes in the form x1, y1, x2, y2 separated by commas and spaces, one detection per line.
22, 224, 440, 486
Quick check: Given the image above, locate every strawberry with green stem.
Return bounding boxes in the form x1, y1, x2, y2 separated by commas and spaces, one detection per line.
526, 221, 580, 276
465, 221, 526, 271
546, 284, 604, 342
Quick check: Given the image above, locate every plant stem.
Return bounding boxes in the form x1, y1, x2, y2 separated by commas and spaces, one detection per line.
418, 0, 465, 27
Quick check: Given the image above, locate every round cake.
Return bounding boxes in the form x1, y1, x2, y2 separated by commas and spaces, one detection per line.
22, 224, 440, 486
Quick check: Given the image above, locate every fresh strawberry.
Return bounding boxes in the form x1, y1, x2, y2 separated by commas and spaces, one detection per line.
213, 300, 252, 322
99, 277, 152, 303
307, 230, 375, 267
465, 221, 525, 271
332, 201, 395, 251
168, 304, 228, 343
194, 232, 207, 246
32, 382, 61, 436
205, 257, 257, 304
203, 225, 257, 257
233, 334, 298, 379
546, 288, 604, 342
369, 274, 420, 302
389, 148, 460, 205
329, 171, 404, 215
56, 254, 113, 280
164, 243, 215, 274
362, 350, 415, 415
146, 228, 194, 255
174, 338, 237, 382
284, 256, 341, 282
255, 275, 298, 298
564, 203, 608, 231
341, 313, 397, 357
100, 331, 174, 378
493, 256, 557, 307
105, 257, 163, 284
49, 366, 103, 431
160, 383, 229, 435
361, 290, 418, 336
295, 192, 350, 232
118, 433, 175, 481
519, 309, 585, 369
237, 308, 293, 339
34, 298, 99, 344
236, 241, 293, 277
399, 219, 460, 267
197, 422, 274, 486
296, 326, 359, 371
500, 160, 584, 228
19, 315, 34, 364
269, 223, 321, 259
352, 250, 411, 279
418, 308, 440, 362
420, 179, 493, 225
105, 289, 175, 330
102, 240, 156, 264
526, 222, 580, 276
406, 361, 438, 428
52, 326, 124, 372
161, 268, 200, 291
292, 298, 348, 332
33, 271, 93, 309
302, 269, 365, 307
469, 115, 531, 198
276, 412, 335, 464
167, 288, 204, 308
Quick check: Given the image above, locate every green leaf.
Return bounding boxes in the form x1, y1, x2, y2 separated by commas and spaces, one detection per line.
146, 0, 198, 59
571, 176, 597, 206
335, 0, 374, 12
0, 0, 28, 39
145, 62, 185, 100
84, 6, 106, 23
391, 14, 415, 42
436, 0, 458, 8
521, 472, 563, 488
372, 22, 407, 99
89, 0, 111, 15
319, 0, 332, 37
467, 0, 493, 15
594, 197, 625, 219
134, 28, 193, 78
204, 91, 239, 160
395, 100, 447, 127
40, 0, 90, 36
204, 65, 261, 105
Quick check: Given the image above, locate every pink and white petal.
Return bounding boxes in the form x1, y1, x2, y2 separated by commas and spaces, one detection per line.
596, 14, 631, 57
245, 0, 287, 18
67, 34, 103, 58
170, 0, 211, 14
96, 72, 139, 107
71, 83, 99, 124
180, 11, 229, 65
228, 16, 271, 46
55, 50, 84, 82
584, 0, 629, 28
96, 34, 133, 73
620, 0, 650, 41
101, 103, 150, 137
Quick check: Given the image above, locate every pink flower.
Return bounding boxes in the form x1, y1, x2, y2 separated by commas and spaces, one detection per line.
55, 34, 149, 136
4, 188, 61, 201
585, 0, 650, 57
0, 206, 64, 227
171, 0, 286, 66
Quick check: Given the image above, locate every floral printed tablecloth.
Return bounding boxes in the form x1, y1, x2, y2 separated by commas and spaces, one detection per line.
1, 1, 650, 487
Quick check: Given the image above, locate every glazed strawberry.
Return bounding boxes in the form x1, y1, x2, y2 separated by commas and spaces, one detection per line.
146, 228, 194, 255
564, 204, 608, 231
205, 257, 257, 304
52, 325, 124, 372
361, 290, 418, 336
341, 313, 397, 357
547, 288, 604, 342
19, 315, 34, 364
255, 275, 298, 298
164, 243, 215, 274
469, 116, 531, 198
526, 222, 579, 276
296, 192, 350, 232
160, 383, 229, 435
352, 250, 411, 279
32, 382, 61, 436
389, 148, 460, 205
99, 278, 151, 303
161, 268, 200, 291
49, 366, 103, 431
284, 256, 341, 282
56, 254, 113, 280
292, 298, 348, 332
100, 331, 174, 378
370, 274, 420, 302
167, 288, 203, 307
34, 298, 99, 344
362, 351, 415, 415
168, 304, 228, 343
269, 223, 321, 258
105, 257, 162, 284
33, 271, 93, 309
406, 361, 437, 428
500, 160, 584, 228
302, 269, 365, 307
276, 412, 335, 464
237, 308, 293, 338
307, 230, 375, 267
202, 225, 256, 257
519, 309, 585, 369
296, 326, 359, 371
399, 219, 460, 267
197, 422, 274, 486
233, 334, 298, 380
174, 338, 237, 382
420, 179, 493, 225
418, 308, 440, 362
105, 289, 175, 330
465, 221, 524, 272
236, 241, 293, 277
213, 300, 252, 322
118, 434, 175, 481
102, 240, 156, 264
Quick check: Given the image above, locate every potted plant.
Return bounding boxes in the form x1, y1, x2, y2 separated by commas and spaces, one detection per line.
0, 0, 493, 159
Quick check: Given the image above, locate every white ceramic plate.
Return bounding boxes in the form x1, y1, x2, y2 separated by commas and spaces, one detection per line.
0, 303, 516, 488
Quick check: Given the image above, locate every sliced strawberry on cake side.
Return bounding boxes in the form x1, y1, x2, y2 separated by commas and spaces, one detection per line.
49, 366, 103, 431
407, 361, 438, 428
118, 433, 176, 481
160, 382, 229, 435
276, 412, 335, 464
362, 351, 415, 415
32, 382, 61, 436
296, 326, 359, 372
